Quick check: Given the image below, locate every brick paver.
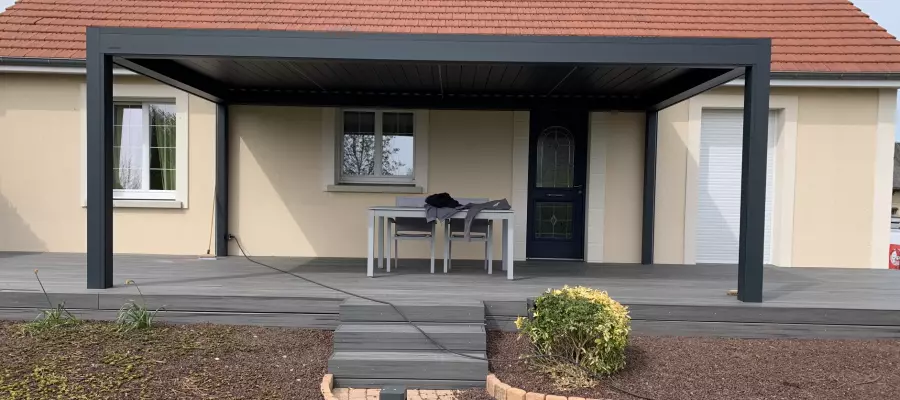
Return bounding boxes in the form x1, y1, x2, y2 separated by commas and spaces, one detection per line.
332, 388, 459, 400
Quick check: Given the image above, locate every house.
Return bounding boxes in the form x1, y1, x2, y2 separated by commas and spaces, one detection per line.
1, 0, 899, 303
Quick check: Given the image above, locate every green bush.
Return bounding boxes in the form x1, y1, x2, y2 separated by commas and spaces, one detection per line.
516, 286, 631, 377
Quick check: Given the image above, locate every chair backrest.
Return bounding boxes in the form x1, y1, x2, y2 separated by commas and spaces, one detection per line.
395, 197, 427, 207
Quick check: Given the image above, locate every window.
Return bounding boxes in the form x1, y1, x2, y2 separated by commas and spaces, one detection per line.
340, 110, 415, 184
113, 102, 177, 200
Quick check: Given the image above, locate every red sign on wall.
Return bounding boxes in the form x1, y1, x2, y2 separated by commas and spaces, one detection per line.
889, 244, 900, 270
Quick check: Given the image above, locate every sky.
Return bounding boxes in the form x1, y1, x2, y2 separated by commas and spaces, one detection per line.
0, 0, 898, 138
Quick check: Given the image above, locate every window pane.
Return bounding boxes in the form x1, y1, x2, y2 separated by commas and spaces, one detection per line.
342, 111, 377, 176
149, 103, 175, 126
151, 125, 176, 148
536, 126, 575, 188
382, 112, 414, 135
343, 111, 375, 135
150, 169, 176, 191
150, 148, 176, 170
383, 134, 414, 177
533, 202, 574, 239
113, 104, 145, 190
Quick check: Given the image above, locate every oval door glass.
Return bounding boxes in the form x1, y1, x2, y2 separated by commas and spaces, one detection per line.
536, 126, 574, 188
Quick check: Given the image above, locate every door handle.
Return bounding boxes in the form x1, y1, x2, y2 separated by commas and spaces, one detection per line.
573, 185, 583, 189
547, 194, 564, 198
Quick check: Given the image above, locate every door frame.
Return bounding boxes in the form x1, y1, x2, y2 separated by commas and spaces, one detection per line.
525, 108, 590, 260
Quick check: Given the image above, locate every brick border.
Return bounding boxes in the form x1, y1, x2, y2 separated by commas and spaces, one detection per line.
321, 374, 336, 400
486, 374, 607, 400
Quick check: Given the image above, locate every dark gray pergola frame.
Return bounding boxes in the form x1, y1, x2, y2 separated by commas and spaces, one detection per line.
86, 27, 771, 302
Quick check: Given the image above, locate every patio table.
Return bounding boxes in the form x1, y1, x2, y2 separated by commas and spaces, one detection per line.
367, 207, 515, 279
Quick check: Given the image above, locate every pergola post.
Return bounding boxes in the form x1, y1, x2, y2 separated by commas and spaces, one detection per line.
86, 28, 114, 289
737, 60, 771, 303
641, 110, 659, 265
215, 103, 229, 256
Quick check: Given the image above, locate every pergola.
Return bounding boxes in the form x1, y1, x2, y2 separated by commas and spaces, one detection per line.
86, 27, 772, 302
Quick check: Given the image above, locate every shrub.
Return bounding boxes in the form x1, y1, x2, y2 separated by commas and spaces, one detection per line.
116, 280, 162, 332
22, 269, 80, 335
516, 286, 631, 379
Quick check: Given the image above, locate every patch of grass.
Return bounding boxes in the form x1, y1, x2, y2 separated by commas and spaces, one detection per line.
21, 269, 80, 336
116, 280, 163, 332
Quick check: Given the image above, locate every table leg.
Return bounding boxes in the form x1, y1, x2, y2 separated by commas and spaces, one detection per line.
443, 222, 450, 274
386, 219, 392, 271
502, 219, 509, 272
506, 217, 514, 280
367, 210, 375, 277
378, 216, 385, 269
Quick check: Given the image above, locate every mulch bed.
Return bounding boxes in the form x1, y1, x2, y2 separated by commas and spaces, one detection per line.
0, 320, 332, 400
459, 331, 900, 400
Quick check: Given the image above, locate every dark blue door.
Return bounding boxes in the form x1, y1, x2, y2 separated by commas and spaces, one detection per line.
526, 109, 588, 260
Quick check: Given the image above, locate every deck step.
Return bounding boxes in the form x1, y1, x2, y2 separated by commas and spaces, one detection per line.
328, 351, 488, 382
339, 299, 484, 323
334, 323, 486, 351
333, 378, 485, 390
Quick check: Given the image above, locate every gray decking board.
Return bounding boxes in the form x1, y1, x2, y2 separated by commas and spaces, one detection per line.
0, 292, 99, 309
2, 253, 900, 334
626, 304, 900, 326
631, 320, 900, 339
0, 308, 340, 329
483, 300, 527, 317
335, 323, 486, 351
340, 299, 485, 323
333, 378, 485, 389
328, 351, 488, 381
97, 294, 343, 313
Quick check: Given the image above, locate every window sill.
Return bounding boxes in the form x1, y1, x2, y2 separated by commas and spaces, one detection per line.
82, 199, 184, 209
326, 184, 424, 194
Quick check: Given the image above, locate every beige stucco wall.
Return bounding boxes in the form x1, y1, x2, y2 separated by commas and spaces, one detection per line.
654, 101, 691, 263
229, 107, 514, 258
595, 112, 645, 263
652, 86, 892, 268
0, 73, 217, 255
791, 88, 881, 268
1, 72, 894, 268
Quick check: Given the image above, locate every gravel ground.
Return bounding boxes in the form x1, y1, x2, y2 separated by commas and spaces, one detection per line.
0, 320, 332, 400
458, 331, 900, 400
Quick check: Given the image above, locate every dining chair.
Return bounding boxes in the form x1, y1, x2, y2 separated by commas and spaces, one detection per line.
388, 197, 437, 273
442, 198, 493, 274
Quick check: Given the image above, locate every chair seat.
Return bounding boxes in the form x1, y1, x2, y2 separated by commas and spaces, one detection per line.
396, 232, 432, 238
450, 232, 487, 239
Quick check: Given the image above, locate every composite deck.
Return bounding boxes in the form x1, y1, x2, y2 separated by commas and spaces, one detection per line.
1, 252, 899, 338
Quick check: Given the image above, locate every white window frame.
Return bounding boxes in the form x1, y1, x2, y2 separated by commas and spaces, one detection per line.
112, 101, 177, 200
80, 82, 190, 208
338, 108, 417, 185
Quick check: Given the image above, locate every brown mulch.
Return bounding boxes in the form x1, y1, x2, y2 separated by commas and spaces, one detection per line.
458, 331, 900, 400
0, 320, 332, 400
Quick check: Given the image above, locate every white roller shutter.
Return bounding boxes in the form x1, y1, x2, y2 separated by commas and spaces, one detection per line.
696, 109, 776, 264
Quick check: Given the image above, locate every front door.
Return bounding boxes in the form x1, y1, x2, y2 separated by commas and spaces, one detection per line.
526, 109, 588, 260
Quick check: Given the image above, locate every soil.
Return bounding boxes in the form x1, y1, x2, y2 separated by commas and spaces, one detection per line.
0, 320, 332, 400
458, 331, 900, 400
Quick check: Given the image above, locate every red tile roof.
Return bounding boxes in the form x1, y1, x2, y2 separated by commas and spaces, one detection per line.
1, 0, 899, 73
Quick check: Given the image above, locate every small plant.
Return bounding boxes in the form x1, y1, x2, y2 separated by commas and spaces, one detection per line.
23, 269, 80, 334
516, 286, 631, 387
116, 280, 162, 332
